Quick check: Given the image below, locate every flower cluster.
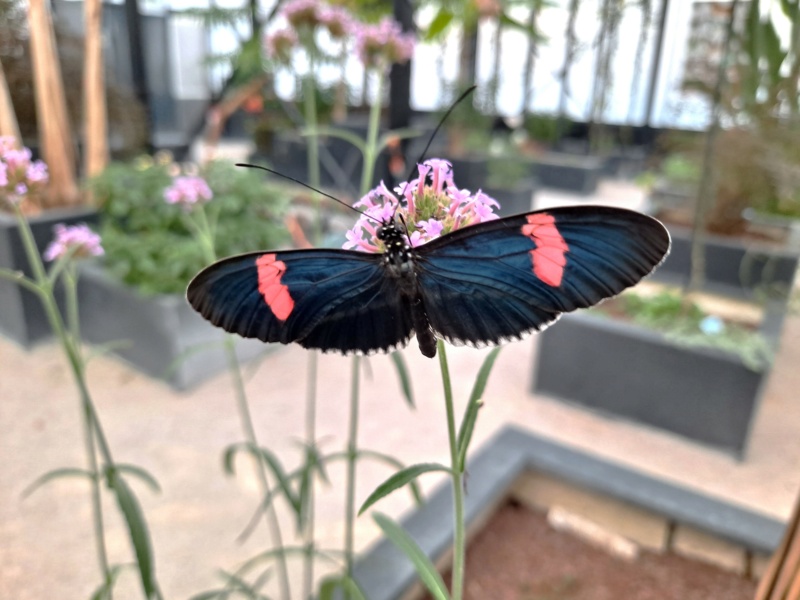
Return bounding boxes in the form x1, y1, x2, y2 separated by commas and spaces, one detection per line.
264, 1, 414, 70
0, 137, 48, 205
353, 17, 415, 70
343, 159, 499, 253
164, 175, 213, 209
44, 223, 104, 262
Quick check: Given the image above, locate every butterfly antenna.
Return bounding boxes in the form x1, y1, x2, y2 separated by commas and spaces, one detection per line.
400, 85, 477, 186
235, 163, 381, 224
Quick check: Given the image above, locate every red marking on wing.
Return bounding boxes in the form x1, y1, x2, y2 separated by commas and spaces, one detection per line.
256, 253, 294, 321
521, 213, 569, 287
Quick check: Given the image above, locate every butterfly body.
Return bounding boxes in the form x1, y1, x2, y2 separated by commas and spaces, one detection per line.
187, 206, 671, 359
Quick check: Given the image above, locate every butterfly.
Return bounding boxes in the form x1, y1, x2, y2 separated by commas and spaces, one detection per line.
187, 204, 670, 358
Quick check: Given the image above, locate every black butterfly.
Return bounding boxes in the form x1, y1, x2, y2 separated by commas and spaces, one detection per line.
187, 204, 670, 358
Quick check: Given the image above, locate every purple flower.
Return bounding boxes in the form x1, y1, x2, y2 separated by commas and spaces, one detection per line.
265, 27, 298, 63
164, 175, 213, 209
44, 223, 104, 262
354, 17, 415, 70
343, 158, 500, 253
0, 138, 49, 205
282, 0, 319, 28
318, 5, 352, 38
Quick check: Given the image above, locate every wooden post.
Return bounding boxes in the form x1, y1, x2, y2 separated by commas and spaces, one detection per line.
755, 490, 800, 600
84, 0, 108, 178
0, 59, 21, 143
28, 0, 79, 207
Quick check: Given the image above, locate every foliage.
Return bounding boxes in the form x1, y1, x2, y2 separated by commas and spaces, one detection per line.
592, 290, 773, 370
524, 114, 562, 145
90, 159, 290, 295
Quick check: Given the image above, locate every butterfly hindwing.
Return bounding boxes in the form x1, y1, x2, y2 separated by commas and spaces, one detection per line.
187, 249, 414, 354
414, 206, 670, 346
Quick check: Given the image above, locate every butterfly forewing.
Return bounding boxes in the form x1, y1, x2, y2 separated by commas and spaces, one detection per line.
187, 249, 414, 354
413, 206, 670, 347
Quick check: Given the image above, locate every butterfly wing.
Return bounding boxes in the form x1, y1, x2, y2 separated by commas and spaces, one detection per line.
187, 249, 414, 354
414, 206, 671, 346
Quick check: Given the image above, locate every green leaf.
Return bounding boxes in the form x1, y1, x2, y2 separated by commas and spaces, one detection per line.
22, 467, 94, 498
90, 564, 131, 600
359, 463, 451, 515
425, 8, 454, 41
223, 443, 300, 514
318, 574, 367, 600
354, 450, 424, 505
373, 513, 450, 600
389, 351, 415, 408
457, 347, 502, 471
300, 126, 367, 154
107, 470, 159, 599
116, 464, 161, 493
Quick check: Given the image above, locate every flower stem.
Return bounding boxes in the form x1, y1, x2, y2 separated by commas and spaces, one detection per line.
438, 339, 465, 600
360, 70, 385, 195
191, 204, 292, 600
12, 206, 114, 592
344, 354, 360, 581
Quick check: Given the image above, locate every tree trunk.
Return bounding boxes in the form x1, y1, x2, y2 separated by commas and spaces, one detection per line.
0, 59, 21, 142
28, 0, 79, 207
84, 0, 109, 178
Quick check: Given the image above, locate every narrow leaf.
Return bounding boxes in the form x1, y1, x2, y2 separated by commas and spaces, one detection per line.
373, 513, 450, 600
301, 126, 366, 154
457, 347, 502, 470
318, 574, 368, 600
117, 464, 161, 493
359, 463, 450, 515
22, 467, 94, 498
389, 351, 415, 408
425, 8, 454, 41
223, 443, 299, 513
107, 470, 158, 599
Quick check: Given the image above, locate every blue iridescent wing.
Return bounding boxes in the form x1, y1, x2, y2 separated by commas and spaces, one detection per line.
414, 206, 671, 346
187, 249, 414, 354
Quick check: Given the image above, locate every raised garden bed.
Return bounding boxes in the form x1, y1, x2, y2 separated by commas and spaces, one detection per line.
0, 206, 98, 347
532, 310, 773, 457
77, 263, 268, 390
352, 427, 782, 600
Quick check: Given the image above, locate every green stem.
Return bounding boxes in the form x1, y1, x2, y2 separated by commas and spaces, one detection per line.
343, 355, 360, 582
360, 70, 385, 195
438, 340, 465, 600
12, 206, 114, 592
302, 351, 318, 600
304, 69, 322, 244
224, 336, 292, 600
191, 203, 292, 600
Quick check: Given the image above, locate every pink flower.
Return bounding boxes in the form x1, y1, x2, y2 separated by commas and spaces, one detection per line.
265, 27, 298, 63
318, 5, 352, 38
164, 175, 213, 208
0, 138, 48, 205
44, 223, 104, 262
282, 0, 319, 28
354, 17, 415, 70
343, 158, 499, 253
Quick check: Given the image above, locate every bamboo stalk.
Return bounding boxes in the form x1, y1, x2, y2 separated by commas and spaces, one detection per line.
84, 0, 108, 178
755, 490, 800, 600
0, 59, 21, 142
28, 0, 79, 207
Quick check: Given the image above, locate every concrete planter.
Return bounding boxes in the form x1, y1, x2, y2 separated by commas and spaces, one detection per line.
655, 224, 800, 301
0, 206, 98, 347
484, 179, 537, 217
532, 312, 771, 457
352, 427, 782, 600
77, 263, 268, 390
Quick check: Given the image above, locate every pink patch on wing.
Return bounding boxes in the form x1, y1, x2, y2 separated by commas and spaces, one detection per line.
256, 253, 294, 321
521, 213, 569, 287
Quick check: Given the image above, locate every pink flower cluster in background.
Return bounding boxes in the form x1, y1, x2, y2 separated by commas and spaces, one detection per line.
264, 0, 414, 70
44, 223, 104, 262
164, 175, 213, 209
343, 159, 500, 253
353, 17, 415, 70
0, 137, 49, 205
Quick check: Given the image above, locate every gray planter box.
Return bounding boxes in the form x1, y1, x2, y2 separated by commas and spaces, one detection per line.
77, 263, 269, 390
352, 427, 782, 600
532, 312, 771, 457
0, 206, 98, 347
484, 179, 537, 217
656, 224, 800, 301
